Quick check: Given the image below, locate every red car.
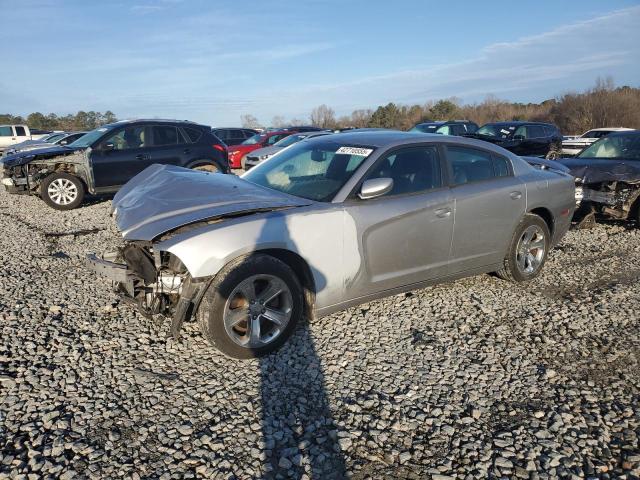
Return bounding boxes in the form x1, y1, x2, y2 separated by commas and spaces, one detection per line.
227, 130, 296, 169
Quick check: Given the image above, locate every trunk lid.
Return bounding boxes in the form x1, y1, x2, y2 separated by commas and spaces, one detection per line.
112, 164, 313, 241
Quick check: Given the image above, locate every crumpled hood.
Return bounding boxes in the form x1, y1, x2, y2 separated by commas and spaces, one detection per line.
558, 157, 640, 184
0, 145, 80, 167
246, 145, 282, 158
112, 164, 313, 241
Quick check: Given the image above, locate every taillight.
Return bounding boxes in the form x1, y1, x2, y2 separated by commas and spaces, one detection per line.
213, 144, 226, 153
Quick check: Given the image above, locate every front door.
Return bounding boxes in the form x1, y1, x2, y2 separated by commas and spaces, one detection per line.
344, 145, 454, 299
445, 145, 525, 273
91, 125, 153, 188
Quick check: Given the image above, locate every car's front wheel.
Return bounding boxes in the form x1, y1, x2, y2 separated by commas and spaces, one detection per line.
496, 213, 550, 282
40, 172, 85, 210
198, 254, 303, 358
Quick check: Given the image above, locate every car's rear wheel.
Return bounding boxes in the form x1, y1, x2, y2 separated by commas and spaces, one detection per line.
197, 254, 303, 358
545, 146, 561, 160
192, 162, 221, 173
496, 213, 550, 282
40, 172, 85, 210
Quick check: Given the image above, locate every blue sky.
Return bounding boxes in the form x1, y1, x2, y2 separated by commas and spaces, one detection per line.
1, 0, 639, 126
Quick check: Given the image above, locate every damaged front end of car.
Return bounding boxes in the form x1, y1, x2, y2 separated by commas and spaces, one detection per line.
574, 179, 640, 226
1, 148, 90, 195
87, 241, 211, 339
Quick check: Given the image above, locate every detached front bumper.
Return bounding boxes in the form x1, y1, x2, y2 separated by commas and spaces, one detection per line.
86, 252, 135, 297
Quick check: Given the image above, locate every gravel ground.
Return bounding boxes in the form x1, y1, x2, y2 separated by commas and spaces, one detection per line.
1, 187, 639, 480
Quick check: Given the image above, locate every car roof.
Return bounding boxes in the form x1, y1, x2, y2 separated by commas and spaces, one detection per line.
587, 127, 635, 132
484, 121, 554, 127
105, 119, 208, 128
605, 130, 640, 137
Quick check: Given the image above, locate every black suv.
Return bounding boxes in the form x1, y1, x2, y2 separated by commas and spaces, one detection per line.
1, 119, 229, 210
212, 128, 259, 146
410, 120, 478, 136
467, 121, 563, 159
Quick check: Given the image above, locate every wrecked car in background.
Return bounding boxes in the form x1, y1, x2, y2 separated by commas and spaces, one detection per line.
0, 119, 229, 210
87, 131, 575, 358
560, 130, 640, 225
561, 127, 634, 157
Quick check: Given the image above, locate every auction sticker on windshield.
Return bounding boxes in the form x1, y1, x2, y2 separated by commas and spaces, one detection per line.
336, 146, 373, 156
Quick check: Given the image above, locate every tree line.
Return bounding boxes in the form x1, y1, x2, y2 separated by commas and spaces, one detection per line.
0, 111, 117, 131
242, 78, 640, 135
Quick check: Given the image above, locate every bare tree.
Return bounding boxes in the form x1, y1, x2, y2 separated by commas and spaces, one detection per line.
240, 114, 262, 129
309, 104, 336, 129
271, 115, 286, 128
288, 118, 306, 126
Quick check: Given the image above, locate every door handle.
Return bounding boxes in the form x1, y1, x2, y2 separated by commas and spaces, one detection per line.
136, 153, 150, 161
435, 207, 452, 218
510, 191, 522, 200
183, 148, 191, 154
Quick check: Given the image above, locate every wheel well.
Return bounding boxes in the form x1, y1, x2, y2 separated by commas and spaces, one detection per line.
529, 207, 554, 235
259, 248, 316, 320
188, 159, 220, 170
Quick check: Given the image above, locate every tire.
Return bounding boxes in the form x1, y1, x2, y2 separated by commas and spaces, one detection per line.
197, 254, 303, 359
191, 162, 222, 173
496, 213, 551, 282
545, 145, 561, 160
40, 172, 85, 210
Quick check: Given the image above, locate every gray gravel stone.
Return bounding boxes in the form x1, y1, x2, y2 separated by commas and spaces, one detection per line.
0, 187, 638, 479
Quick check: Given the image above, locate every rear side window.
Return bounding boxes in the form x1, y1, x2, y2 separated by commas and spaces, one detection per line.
448, 146, 493, 184
152, 126, 179, 146
0, 126, 12, 136
183, 127, 203, 143
492, 154, 511, 177
528, 125, 546, 138
15, 126, 26, 136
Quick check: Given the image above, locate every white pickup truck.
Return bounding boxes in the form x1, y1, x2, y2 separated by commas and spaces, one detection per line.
0, 125, 50, 152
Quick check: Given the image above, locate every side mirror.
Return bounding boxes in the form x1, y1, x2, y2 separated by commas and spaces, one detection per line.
102, 142, 115, 151
513, 134, 525, 141
358, 178, 393, 200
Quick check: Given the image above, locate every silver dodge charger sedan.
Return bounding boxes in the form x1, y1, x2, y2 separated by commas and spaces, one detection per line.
87, 131, 575, 358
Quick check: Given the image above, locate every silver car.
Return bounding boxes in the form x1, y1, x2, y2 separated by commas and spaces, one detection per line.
87, 132, 575, 358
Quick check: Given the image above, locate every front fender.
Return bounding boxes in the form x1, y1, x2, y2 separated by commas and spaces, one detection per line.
154, 208, 347, 309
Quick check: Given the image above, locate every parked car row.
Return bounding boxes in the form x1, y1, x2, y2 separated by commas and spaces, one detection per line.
3, 114, 638, 359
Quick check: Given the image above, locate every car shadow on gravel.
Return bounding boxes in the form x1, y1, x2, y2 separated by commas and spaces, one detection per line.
259, 325, 346, 478
255, 214, 346, 478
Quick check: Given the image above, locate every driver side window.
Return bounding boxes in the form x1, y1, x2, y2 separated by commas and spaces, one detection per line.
102, 126, 147, 150
364, 146, 442, 197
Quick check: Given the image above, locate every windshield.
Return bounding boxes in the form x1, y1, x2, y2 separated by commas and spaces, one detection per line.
242, 140, 375, 201
274, 133, 306, 148
242, 133, 267, 145
582, 130, 612, 139
578, 134, 640, 159
410, 123, 441, 133
68, 126, 114, 148
476, 124, 516, 138
44, 133, 65, 143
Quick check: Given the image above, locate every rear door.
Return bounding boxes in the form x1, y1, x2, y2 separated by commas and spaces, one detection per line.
446, 145, 525, 273
147, 124, 184, 168
526, 125, 549, 156
343, 144, 454, 298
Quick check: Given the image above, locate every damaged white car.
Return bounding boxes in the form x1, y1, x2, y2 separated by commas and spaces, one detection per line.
87, 132, 575, 358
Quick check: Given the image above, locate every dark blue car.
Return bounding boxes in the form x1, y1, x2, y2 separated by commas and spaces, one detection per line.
1, 119, 229, 210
